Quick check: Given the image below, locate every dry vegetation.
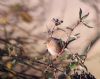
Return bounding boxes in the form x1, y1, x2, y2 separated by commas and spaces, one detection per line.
0, 0, 98, 79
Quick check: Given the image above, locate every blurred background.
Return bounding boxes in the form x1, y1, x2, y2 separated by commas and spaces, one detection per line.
0, 0, 99, 78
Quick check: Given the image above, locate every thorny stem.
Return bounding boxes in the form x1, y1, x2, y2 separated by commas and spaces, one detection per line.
0, 56, 41, 78
58, 20, 80, 55
11, 56, 63, 72
60, 18, 92, 55
0, 63, 31, 78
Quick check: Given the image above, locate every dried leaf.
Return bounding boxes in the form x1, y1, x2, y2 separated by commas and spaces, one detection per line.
0, 17, 8, 25
66, 27, 73, 31
68, 37, 76, 42
74, 33, 80, 37
59, 39, 65, 47
82, 22, 93, 28
82, 13, 89, 20
6, 62, 13, 70
67, 54, 72, 59
10, 4, 22, 11
20, 12, 33, 22
79, 8, 82, 20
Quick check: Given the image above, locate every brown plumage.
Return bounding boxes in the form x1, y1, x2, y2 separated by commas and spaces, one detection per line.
46, 37, 65, 57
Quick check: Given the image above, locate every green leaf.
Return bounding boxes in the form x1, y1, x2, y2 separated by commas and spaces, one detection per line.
69, 63, 77, 69
59, 53, 67, 61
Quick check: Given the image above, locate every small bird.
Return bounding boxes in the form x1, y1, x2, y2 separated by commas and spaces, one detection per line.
46, 37, 65, 58
46, 35, 79, 58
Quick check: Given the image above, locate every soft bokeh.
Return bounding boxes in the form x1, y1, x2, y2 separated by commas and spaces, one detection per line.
0, 0, 99, 78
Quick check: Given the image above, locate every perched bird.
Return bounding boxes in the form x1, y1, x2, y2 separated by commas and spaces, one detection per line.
46, 35, 79, 58
46, 37, 65, 58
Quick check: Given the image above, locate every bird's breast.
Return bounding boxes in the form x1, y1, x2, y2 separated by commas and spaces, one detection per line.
47, 43, 58, 56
